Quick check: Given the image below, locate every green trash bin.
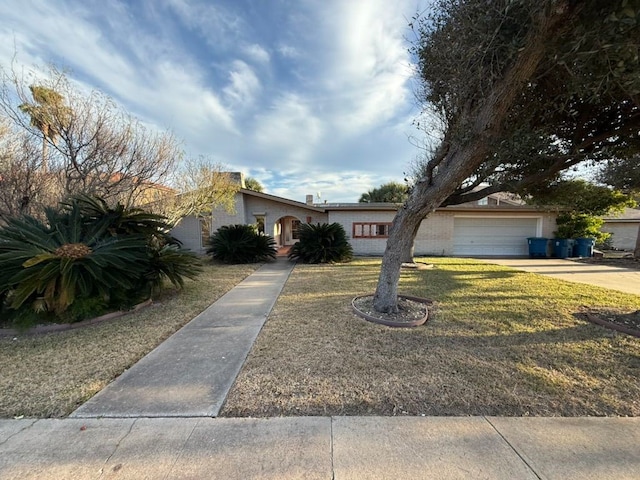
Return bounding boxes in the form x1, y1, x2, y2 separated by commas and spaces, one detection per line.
574, 238, 595, 257
527, 237, 548, 258
553, 238, 573, 259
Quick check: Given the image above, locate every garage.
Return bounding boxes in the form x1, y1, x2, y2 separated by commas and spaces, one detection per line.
453, 217, 540, 256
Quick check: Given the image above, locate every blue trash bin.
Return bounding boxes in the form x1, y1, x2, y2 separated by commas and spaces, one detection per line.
574, 238, 595, 257
527, 237, 548, 258
553, 238, 573, 259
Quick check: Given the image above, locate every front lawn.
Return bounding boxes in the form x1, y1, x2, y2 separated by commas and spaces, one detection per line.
221, 258, 640, 417
0, 263, 258, 418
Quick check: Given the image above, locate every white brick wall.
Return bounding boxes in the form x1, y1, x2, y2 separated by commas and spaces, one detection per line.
330, 210, 559, 256
171, 190, 559, 257
602, 222, 639, 250
415, 212, 455, 256
171, 216, 204, 253
210, 193, 245, 231
328, 210, 396, 255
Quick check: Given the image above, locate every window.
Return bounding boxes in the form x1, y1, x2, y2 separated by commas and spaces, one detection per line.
199, 219, 210, 248
353, 222, 392, 238
477, 197, 489, 205
291, 219, 301, 239
254, 215, 265, 234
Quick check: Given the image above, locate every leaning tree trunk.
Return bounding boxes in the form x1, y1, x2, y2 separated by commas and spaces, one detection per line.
400, 222, 420, 263
634, 224, 640, 259
372, 2, 572, 313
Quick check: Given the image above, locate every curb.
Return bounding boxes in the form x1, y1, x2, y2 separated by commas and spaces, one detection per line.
0, 299, 153, 337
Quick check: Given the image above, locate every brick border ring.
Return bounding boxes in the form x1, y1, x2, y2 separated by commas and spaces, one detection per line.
352, 294, 431, 328
584, 312, 640, 338
0, 299, 152, 337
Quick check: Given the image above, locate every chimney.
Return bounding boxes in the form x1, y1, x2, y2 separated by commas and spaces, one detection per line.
306, 194, 314, 205
228, 172, 246, 188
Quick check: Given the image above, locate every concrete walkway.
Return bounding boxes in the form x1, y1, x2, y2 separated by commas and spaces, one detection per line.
3, 256, 640, 478
72, 258, 295, 418
483, 258, 640, 296
2, 416, 639, 479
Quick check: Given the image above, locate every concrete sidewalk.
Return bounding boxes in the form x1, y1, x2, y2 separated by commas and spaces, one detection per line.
484, 258, 640, 296
72, 258, 295, 418
2, 416, 639, 479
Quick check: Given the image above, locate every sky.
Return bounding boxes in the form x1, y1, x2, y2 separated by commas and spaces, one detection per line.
0, 0, 431, 203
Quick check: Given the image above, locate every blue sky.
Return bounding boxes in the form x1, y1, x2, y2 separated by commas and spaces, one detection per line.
0, 0, 429, 203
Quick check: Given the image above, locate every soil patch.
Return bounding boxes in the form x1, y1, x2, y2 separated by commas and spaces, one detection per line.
580, 307, 640, 338
352, 295, 430, 327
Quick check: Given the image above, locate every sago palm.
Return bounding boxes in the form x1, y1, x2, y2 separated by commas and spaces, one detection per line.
288, 223, 353, 263
0, 203, 149, 315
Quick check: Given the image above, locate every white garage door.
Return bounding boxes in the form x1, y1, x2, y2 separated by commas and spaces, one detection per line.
453, 217, 539, 256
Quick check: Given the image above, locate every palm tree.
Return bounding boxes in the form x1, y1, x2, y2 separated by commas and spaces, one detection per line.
18, 85, 66, 172
244, 177, 264, 192
358, 182, 408, 203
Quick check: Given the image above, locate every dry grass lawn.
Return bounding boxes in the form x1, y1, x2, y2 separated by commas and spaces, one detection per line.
0, 262, 258, 418
221, 258, 640, 417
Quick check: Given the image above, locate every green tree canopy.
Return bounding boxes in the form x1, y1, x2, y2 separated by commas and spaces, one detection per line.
527, 179, 635, 243
597, 156, 640, 256
598, 156, 640, 195
244, 176, 264, 192
527, 179, 634, 216
359, 182, 408, 203
374, 0, 640, 313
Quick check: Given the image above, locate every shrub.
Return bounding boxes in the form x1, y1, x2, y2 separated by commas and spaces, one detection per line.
0, 195, 201, 327
288, 222, 353, 263
555, 213, 610, 244
207, 224, 277, 264
0, 205, 149, 319
144, 243, 201, 294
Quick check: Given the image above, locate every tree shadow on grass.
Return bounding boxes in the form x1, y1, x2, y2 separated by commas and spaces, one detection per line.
427, 322, 617, 348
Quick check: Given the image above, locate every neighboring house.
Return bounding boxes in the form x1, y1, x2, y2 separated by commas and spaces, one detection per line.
171, 174, 558, 257
602, 208, 640, 251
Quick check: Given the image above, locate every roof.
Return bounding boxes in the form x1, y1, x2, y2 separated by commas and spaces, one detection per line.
603, 207, 640, 222
237, 189, 553, 214
309, 202, 551, 213
240, 188, 326, 213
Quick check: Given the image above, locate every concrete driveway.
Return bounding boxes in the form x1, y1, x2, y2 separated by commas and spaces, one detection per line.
483, 258, 640, 296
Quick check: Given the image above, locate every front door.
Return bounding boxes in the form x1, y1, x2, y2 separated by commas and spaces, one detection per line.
283, 218, 300, 245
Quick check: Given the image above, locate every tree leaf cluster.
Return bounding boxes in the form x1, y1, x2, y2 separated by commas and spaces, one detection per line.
374, 0, 640, 311
526, 179, 635, 216
359, 182, 408, 203
413, 0, 640, 206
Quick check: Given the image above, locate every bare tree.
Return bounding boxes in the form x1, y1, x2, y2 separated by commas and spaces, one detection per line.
163, 157, 240, 229
0, 117, 57, 221
0, 65, 180, 211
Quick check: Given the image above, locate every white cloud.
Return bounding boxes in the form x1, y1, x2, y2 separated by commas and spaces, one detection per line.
268, 170, 388, 204
164, 0, 243, 49
313, 0, 415, 133
0, 0, 238, 142
276, 44, 300, 59
242, 44, 270, 64
223, 60, 261, 107
253, 93, 324, 165
0, 0, 428, 203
